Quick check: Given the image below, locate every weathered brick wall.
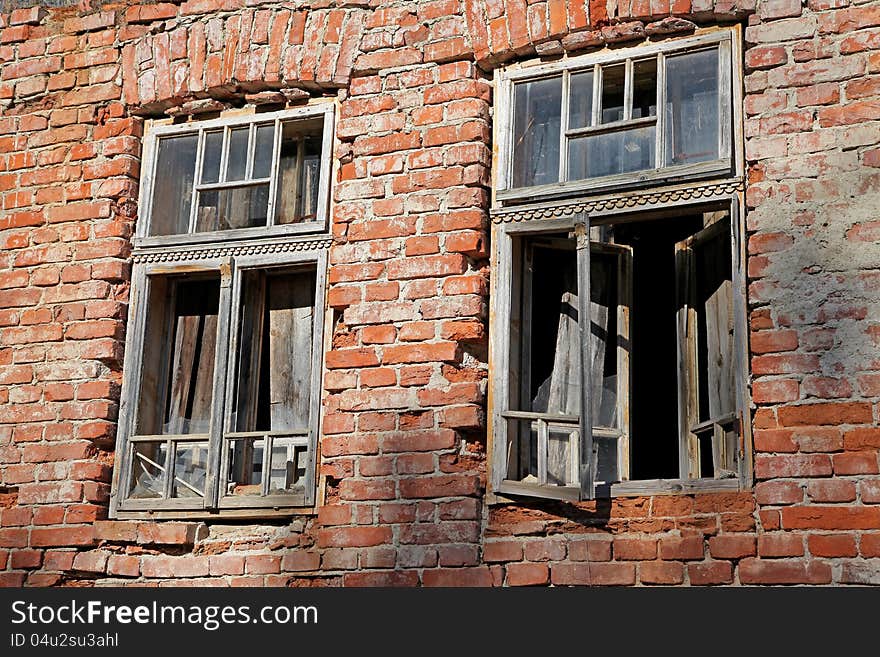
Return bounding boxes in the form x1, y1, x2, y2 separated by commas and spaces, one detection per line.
0, 0, 879, 586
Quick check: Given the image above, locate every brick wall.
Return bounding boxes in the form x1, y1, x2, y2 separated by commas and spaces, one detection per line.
1, 0, 879, 586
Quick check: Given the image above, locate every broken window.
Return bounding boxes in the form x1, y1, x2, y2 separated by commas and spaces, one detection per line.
113, 106, 333, 517
495, 208, 748, 500
492, 28, 747, 500
501, 31, 733, 202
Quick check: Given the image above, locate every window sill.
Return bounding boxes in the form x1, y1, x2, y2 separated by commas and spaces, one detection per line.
113, 506, 317, 521
489, 477, 744, 504
133, 221, 328, 251
609, 477, 742, 497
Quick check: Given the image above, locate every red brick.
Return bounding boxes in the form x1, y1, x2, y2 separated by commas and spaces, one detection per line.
506, 562, 549, 586
758, 533, 805, 558
551, 562, 636, 586
687, 561, 734, 586
808, 533, 857, 557
781, 505, 880, 530
640, 561, 685, 585
739, 558, 832, 585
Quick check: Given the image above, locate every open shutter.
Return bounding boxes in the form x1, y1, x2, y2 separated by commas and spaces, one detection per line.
675, 213, 739, 480
590, 242, 633, 487
575, 221, 595, 499
730, 195, 751, 482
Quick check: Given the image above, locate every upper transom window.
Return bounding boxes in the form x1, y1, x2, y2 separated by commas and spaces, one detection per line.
498, 30, 734, 202
139, 104, 334, 243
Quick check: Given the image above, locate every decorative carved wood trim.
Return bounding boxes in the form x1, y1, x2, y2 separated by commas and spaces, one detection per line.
491, 179, 744, 224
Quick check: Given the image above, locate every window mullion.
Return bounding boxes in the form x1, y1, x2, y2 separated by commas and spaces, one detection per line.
187, 129, 205, 235
623, 58, 633, 122
559, 70, 570, 184
245, 122, 256, 180
575, 219, 595, 500
267, 118, 282, 226
204, 258, 235, 510
591, 64, 601, 126
655, 53, 666, 169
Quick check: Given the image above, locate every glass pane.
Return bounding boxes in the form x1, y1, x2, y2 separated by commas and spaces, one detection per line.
548, 425, 578, 487
136, 276, 220, 436
150, 134, 197, 236
632, 58, 657, 119
172, 442, 208, 498
128, 442, 168, 499
666, 48, 720, 166
568, 125, 656, 180
276, 117, 325, 224
512, 76, 562, 188
231, 268, 316, 433
252, 123, 275, 179
201, 130, 223, 184
568, 70, 594, 129
195, 184, 270, 232
600, 64, 626, 124
226, 126, 249, 181
226, 437, 265, 496
268, 438, 308, 494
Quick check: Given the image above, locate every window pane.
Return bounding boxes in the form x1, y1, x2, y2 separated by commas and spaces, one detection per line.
135, 276, 220, 436
150, 134, 197, 236
504, 417, 579, 487
269, 438, 308, 494
548, 425, 578, 487
195, 184, 270, 232
512, 77, 561, 188
600, 64, 626, 124
252, 123, 275, 179
226, 126, 249, 181
568, 70, 594, 129
172, 442, 208, 498
632, 58, 657, 119
226, 437, 265, 496
568, 125, 655, 180
231, 268, 316, 433
276, 118, 325, 224
665, 48, 720, 166
128, 442, 168, 499
201, 130, 223, 184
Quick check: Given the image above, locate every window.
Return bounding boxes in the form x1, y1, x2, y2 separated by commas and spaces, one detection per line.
490, 29, 749, 501
497, 30, 734, 202
111, 105, 333, 517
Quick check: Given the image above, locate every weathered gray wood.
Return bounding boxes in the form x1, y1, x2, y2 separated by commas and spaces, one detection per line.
610, 476, 739, 497
268, 270, 315, 433
730, 194, 752, 484
575, 220, 596, 499
675, 238, 700, 479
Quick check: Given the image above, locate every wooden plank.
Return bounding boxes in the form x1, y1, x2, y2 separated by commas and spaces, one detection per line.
575, 220, 596, 499
674, 237, 699, 479
268, 269, 315, 432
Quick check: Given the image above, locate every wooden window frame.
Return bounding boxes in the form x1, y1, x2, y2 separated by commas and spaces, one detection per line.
110, 105, 334, 520
136, 103, 335, 249
489, 197, 751, 502
494, 28, 738, 206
